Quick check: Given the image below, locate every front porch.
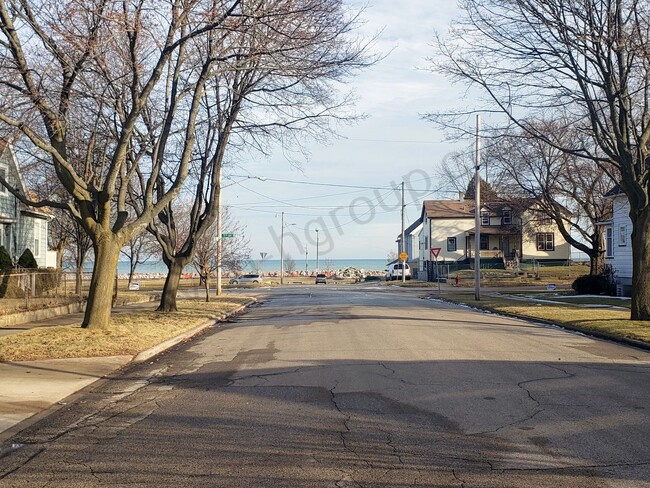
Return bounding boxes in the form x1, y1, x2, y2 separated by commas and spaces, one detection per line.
465, 226, 521, 268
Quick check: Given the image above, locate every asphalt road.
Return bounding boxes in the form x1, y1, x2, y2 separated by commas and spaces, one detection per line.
1, 284, 649, 487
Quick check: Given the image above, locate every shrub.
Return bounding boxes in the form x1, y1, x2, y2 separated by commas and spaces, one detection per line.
18, 248, 38, 269
572, 266, 617, 296
0, 246, 12, 272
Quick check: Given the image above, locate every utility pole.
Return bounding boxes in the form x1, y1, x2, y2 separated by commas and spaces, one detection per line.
315, 229, 320, 272
305, 246, 308, 274
216, 162, 223, 296
474, 114, 481, 301
280, 212, 284, 285
401, 181, 406, 283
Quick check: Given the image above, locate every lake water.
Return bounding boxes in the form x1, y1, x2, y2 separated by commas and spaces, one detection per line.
114, 258, 390, 275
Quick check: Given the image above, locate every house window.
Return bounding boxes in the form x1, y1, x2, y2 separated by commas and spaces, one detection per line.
540, 216, 552, 225
0, 168, 6, 193
481, 211, 490, 225
480, 235, 490, 250
605, 227, 613, 258
619, 224, 627, 247
34, 220, 40, 257
502, 210, 512, 225
447, 237, 457, 252
537, 233, 555, 251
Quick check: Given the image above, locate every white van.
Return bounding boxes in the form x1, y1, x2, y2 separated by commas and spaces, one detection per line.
385, 262, 411, 281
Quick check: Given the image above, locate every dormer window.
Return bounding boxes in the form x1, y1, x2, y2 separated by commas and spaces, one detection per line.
502, 210, 512, 225
481, 211, 490, 225
0, 167, 6, 193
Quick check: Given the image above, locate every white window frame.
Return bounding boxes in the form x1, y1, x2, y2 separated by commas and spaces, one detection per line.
502, 210, 512, 225
447, 237, 457, 252
605, 227, 613, 258
481, 211, 490, 225
34, 220, 40, 257
618, 224, 627, 247
0, 167, 6, 194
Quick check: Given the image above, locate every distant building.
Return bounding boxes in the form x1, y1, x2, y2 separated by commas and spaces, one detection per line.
0, 141, 52, 267
411, 195, 570, 279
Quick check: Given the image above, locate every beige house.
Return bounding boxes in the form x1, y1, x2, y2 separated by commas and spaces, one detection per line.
415, 197, 570, 276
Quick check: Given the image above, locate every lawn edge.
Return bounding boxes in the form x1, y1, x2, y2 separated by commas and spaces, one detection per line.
429, 296, 650, 352
131, 298, 257, 363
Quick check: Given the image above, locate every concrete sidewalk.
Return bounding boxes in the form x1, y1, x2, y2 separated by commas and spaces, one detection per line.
0, 299, 254, 442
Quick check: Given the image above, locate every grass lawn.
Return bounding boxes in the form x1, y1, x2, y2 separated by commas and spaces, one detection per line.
0, 297, 253, 362
438, 292, 650, 344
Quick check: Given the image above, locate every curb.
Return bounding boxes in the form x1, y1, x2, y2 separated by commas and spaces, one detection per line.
428, 295, 650, 352
131, 298, 257, 363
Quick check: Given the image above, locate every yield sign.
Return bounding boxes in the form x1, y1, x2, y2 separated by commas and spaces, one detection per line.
430, 247, 441, 258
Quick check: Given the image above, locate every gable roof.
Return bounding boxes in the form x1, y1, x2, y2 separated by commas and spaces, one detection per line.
422, 200, 475, 219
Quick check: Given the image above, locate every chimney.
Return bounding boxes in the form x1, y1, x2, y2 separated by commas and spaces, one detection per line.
459, 191, 465, 201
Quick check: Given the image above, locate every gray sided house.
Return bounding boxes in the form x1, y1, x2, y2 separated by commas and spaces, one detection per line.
0, 141, 51, 267
601, 185, 633, 296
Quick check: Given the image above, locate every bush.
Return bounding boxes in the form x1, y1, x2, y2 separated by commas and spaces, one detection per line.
18, 248, 38, 269
0, 246, 12, 272
572, 266, 617, 296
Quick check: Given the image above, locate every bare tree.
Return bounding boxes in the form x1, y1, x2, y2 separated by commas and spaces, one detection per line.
427, 0, 650, 320
120, 231, 159, 287
148, 0, 373, 311
192, 206, 250, 302
487, 121, 615, 274
0, 1, 243, 328
284, 255, 296, 274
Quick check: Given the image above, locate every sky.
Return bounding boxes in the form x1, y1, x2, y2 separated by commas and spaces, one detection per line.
222, 1, 468, 261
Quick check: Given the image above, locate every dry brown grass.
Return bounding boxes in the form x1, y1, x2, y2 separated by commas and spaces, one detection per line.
440, 292, 650, 344
0, 297, 252, 362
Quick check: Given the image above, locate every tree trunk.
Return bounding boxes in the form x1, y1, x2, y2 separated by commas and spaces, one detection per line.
128, 259, 136, 287
204, 270, 210, 303
158, 257, 189, 312
55, 240, 66, 270
81, 239, 120, 329
75, 267, 83, 297
630, 209, 650, 320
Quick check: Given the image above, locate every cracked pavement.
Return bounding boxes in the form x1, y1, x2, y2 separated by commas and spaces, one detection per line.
1, 285, 650, 487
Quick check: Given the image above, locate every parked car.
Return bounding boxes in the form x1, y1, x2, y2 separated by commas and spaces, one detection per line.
385, 263, 411, 281
315, 273, 327, 284
229, 274, 263, 285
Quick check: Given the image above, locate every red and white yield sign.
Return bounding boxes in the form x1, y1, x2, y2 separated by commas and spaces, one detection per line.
430, 247, 441, 259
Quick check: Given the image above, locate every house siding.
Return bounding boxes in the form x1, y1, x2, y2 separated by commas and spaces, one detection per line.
421, 217, 474, 262
0, 144, 50, 267
610, 195, 633, 285
520, 211, 571, 261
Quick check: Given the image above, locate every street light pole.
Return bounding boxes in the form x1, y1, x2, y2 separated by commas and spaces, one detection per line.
401, 181, 406, 283
474, 114, 481, 301
305, 246, 308, 274
280, 211, 285, 285
315, 229, 320, 273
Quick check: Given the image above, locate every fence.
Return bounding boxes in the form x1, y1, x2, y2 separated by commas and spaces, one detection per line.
0, 270, 93, 315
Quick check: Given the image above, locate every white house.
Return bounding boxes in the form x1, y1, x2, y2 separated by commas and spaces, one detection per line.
395, 220, 422, 265
0, 141, 52, 267
415, 196, 571, 278
601, 186, 632, 296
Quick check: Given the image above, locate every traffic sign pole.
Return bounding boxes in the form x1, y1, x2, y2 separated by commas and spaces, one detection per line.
399, 251, 408, 283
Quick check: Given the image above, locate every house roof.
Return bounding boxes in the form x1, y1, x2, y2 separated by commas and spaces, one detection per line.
466, 225, 520, 236
604, 184, 623, 197
422, 200, 475, 219
396, 220, 423, 240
